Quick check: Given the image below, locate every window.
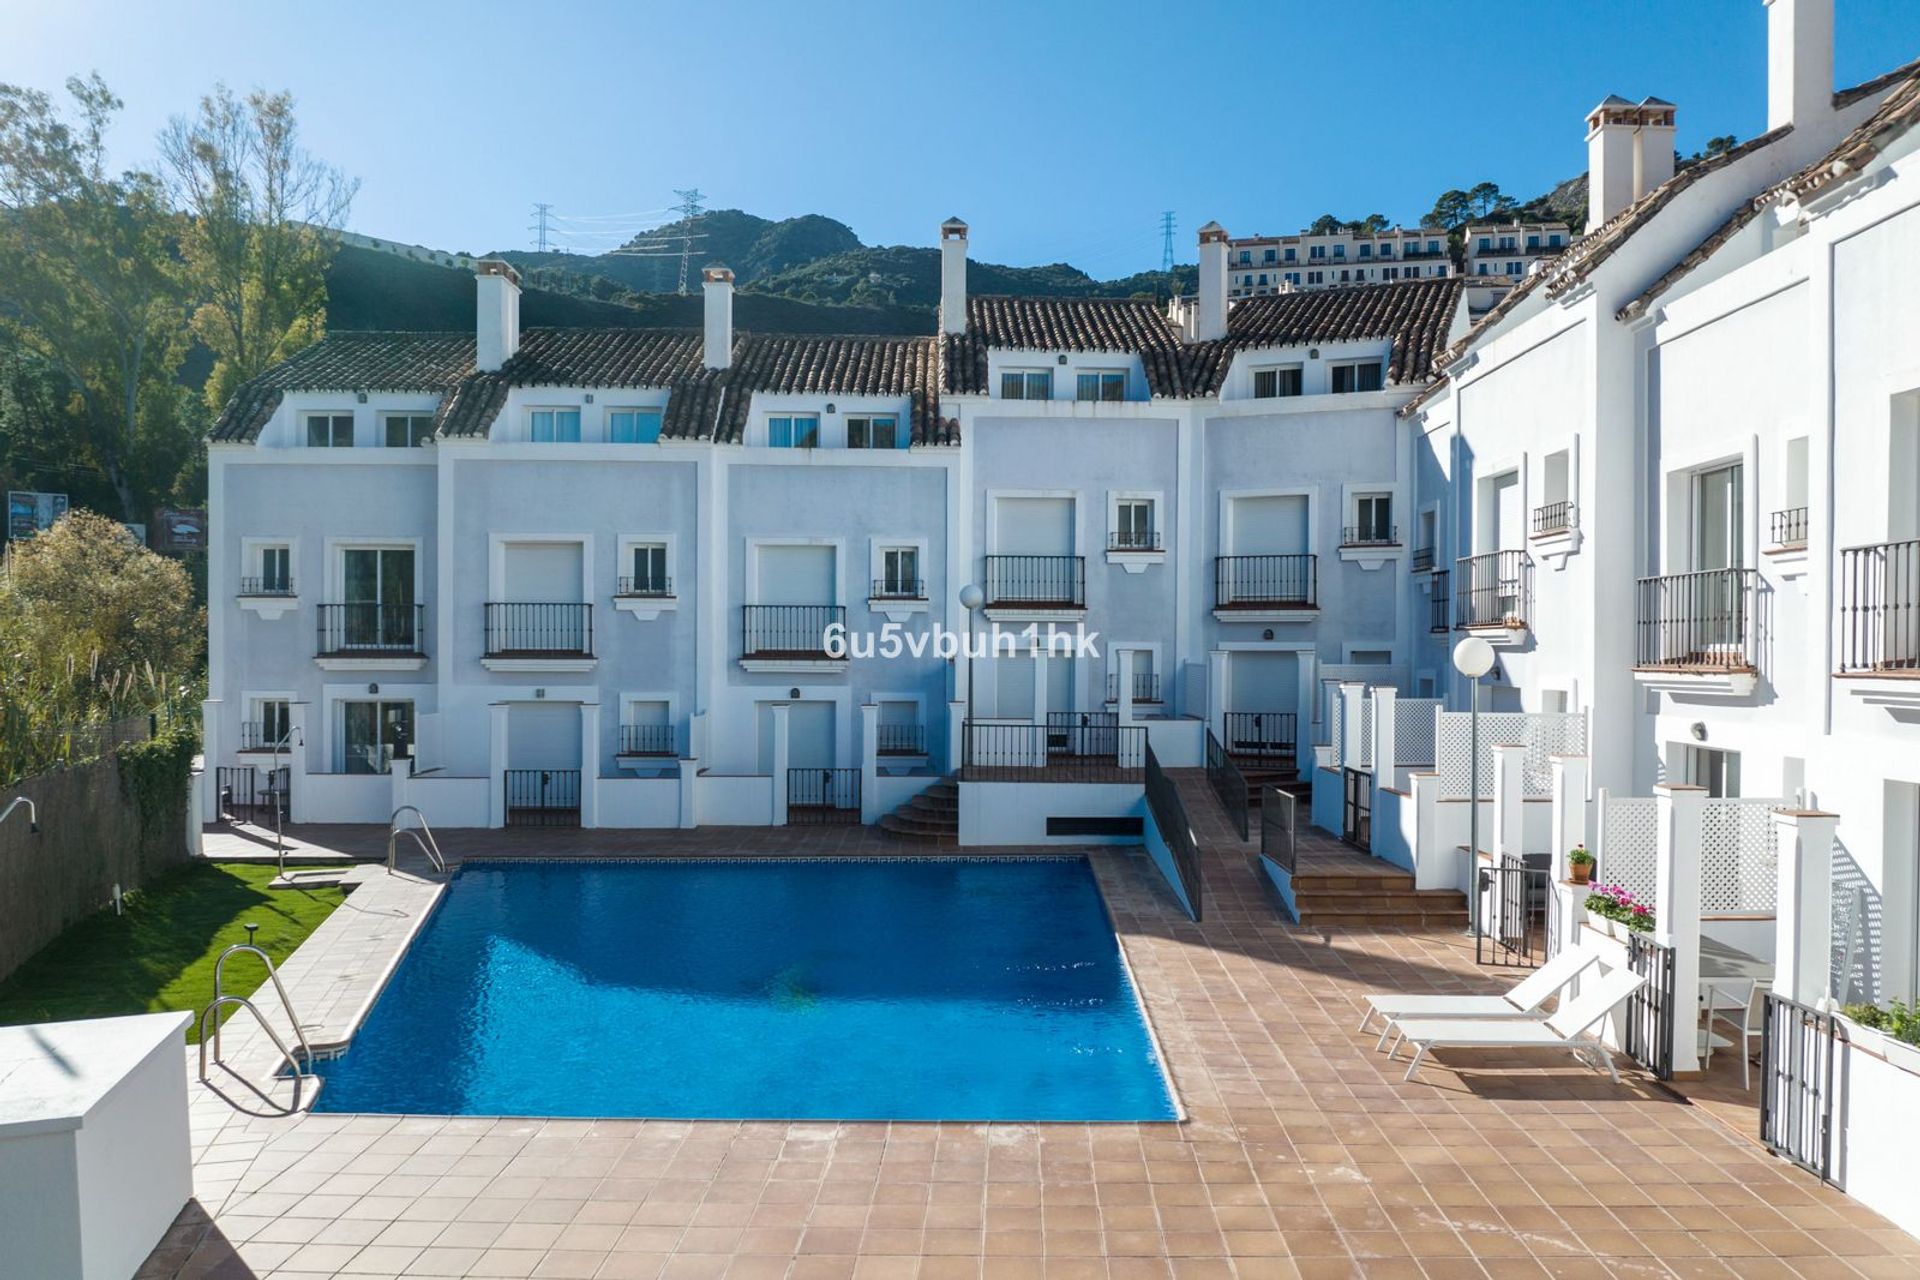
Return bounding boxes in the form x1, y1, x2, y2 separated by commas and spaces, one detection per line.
1307, 271, 1323, 285
1252, 366, 1303, 399
382, 414, 432, 448
1310, 245, 1325, 260
1238, 249, 1251, 265
1506, 261, 1523, 276
1427, 239, 1440, 253
878, 546, 920, 597
623, 543, 670, 596
1384, 267, 1399, 281
768, 414, 820, 448
257, 699, 291, 748
257, 545, 291, 594
1526, 235, 1541, 250
609, 409, 663, 444
1113, 499, 1156, 550
1338, 270, 1350, 283
530, 408, 582, 442
1262, 248, 1276, 263
305, 413, 353, 448
1478, 238, 1491, 251
847, 416, 900, 449
1358, 244, 1372, 258
1352, 494, 1393, 544
1332, 245, 1346, 259
1379, 243, 1394, 257
1075, 371, 1126, 402
342, 700, 414, 775
1331, 362, 1384, 394
1257, 273, 1267, 286
1000, 370, 1052, 400
1477, 263, 1490, 276
1283, 247, 1296, 262
1549, 234, 1563, 248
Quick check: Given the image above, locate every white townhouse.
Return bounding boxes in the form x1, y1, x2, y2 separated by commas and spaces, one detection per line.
205, 214, 1466, 835
1404, 0, 1920, 1022
1462, 219, 1575, 283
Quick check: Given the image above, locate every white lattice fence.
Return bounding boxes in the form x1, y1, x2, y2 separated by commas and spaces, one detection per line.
1358, 697, 1374, 769
1701, 799, 1782, 915
1393, 698, 1442, 766
1436, 711, 1587, 798
1598, 791, 1659, 908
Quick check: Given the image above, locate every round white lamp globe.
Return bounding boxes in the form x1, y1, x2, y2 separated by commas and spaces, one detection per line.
958, 583, 985, 611
1452, 635, 1495, 679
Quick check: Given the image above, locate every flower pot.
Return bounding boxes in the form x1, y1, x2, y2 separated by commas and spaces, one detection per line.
1570, 864, 1592, 886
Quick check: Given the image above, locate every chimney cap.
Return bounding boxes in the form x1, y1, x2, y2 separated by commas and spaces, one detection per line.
476, 258, 521, 286
941, 216, 969, 236
1197, 221, 1228, 244
702, 265, 735, 284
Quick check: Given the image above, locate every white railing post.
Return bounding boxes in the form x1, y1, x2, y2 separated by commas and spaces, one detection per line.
200, 696, 222, 823
1372, 687, 1398, 786
1656, 783, 1707, 1074
677, 751, 698, 828
1550, 755, 1590, 880
769, 702, 791, 827
578, 701, 600, 829
947, 700, 965, 777
1340, 682, 1367, 767
1492, 743, 1525, 858
286, 701, 311, 825
1117, 648, 1137, 726
860, 703, 880, 825
389, 758, 410, 818
487, 702, 508, 829
1772, 808, 1840, 1007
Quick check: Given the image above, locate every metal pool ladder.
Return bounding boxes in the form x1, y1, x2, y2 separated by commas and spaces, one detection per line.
387, 805, 447, 875
198, 932, 317, 1111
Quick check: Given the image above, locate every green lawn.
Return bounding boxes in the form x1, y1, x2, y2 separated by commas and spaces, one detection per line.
0, 862, 348, 1042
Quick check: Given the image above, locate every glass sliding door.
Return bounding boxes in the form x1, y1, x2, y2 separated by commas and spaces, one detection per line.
342, 700, 415, 774
342, 548, 416, 650
1693, 464, 1744, 648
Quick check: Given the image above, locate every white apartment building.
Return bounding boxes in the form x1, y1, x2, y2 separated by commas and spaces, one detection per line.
1224, 227, 1453, 298
205, 217, 1467, 836
1404, 0, 1920, 1096
1462, 220, 1574, 281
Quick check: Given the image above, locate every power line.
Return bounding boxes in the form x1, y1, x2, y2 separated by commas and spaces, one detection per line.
1159, 211, 1176, 274
671, 188, 705, 294
529, 202, 555, 253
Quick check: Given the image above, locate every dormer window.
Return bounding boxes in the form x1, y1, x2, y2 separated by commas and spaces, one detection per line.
1252, 366, 1304, 399
1075, 371, 1126, 403
609, 408, 664, 443
530, 408, 582, 442
1331, 362, 1384, 394
383, 413, 432, 448
847, 415, 900, 449
305, 412, 353, 448
768, 414, 820, 448
1000, 370, 1052, 400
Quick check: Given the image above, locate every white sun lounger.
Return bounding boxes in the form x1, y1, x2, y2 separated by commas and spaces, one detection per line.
1359, 946, 1600, 1049
1388, 967, 1648, 1083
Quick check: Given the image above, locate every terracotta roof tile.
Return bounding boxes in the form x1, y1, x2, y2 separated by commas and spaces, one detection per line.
1185, 277, 1463, 393
946, 296, 1189, 396
208, 331, 474, 441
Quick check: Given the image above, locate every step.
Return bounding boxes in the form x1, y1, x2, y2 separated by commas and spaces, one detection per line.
904, 795, 958, 816
883, 810, 956, 833
878, 815, 958, 845
1297, 911, 1469, 928
1291, 874, 1417, 893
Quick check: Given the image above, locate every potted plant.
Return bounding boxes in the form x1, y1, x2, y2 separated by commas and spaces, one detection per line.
1568, 845, 1595, 885
1583, 883, 1654, 939
1842, 1001, 1920, 1075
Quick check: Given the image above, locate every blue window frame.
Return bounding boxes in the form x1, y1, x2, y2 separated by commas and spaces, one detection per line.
768, 415, 820, 448
530, 408, 581, 442
609, 409, 663, 443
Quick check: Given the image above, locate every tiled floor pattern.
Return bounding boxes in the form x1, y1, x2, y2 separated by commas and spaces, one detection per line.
143, 820, 1920, 1279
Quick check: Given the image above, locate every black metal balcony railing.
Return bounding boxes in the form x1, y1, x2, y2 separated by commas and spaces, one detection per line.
484, 602, 595, 658
1771, 508, 1809, 549
1224, 711, 1297, 764
1401, 247, 1447, 260
1430, 569, 1451, 633
877, 724, 927, 755
316, 603, 425, 657
1108, 530, 1162, 552
1341, 525, 1398, 548
238, 721, 291, 751
1215, 554, 1317, 609
1635, 568, 1758, 672
504, 769, 580, 827
1532, 501, 1577, 536
617, 724, 676, 756
1454, 550, 1533, 631
788, 768, 861, 825
1411, 547, 1434, 572
983, 555, 1085, 609
1105, 671, 1161, 703
870, 577, 926, 600
1839, 539, 1920, 673
616, 575, 673, 597
743, 604, 846, 659
960, 720, 1146, 784
238, 576, 295, 597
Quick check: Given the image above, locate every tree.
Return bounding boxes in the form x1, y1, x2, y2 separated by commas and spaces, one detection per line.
161, 85, 357, 411
1424, 189, 1472, 230
1354, 213, 1390, 235
1467, 182, 1504, 219
0, 75, 189, 520
1307, 213, 1344, 236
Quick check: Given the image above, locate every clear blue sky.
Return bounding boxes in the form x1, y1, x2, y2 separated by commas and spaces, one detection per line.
9, 1, 1919, 278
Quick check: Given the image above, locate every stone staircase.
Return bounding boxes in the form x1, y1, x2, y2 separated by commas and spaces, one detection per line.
1290, 865, 1469, 929
878, 776, 958, 845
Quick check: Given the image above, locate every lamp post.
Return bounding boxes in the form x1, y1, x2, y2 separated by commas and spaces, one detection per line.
1452, 636, 1495, 943
958, 584, 984, 772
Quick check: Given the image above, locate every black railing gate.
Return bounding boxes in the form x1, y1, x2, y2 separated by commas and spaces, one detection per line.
1625, 932, 1677, 1080
1341, 767, 1371, 850
504, 768, 581, 827
1474, 854, 1554, 968
1760, 992, 1837, 1182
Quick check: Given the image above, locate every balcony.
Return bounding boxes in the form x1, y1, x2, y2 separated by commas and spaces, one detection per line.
869, 577, 926, 601
1107, 528, 1164, 571
1429, 569, 1450, 633
1411, 547, 1434, 572
315, 603, 426, 669
238, 575, 298, 619
960, 719, 1145, 784
1838, 540, 1920, 690
983, 555, 1085, 616
1104, 671, 1161, 705
614, 574, 677, 621
877, 724, 927, 756
238, 575, 294, 597
616, 724, 676, 757
1633, 569, 1759, 695
237, 721, 292, 753
1401, 247, 1448, 260
1340, 525, 1398, 548
483, 602, 596, 670
1770, 508, 1809, 550
1454, 551, 1533, 640
1214, 554, 1318, 620
1532, 501, 1577, 536
742, 604, 847, 669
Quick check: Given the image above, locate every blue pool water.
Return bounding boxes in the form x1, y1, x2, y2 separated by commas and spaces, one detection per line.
312, 857, 1176, 1120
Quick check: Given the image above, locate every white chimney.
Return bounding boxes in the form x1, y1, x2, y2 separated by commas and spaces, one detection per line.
1194, 222, 1229, 342
475, 259, 521, 372
1767, 0, 1834, 132
702, 265, 734, 370
938, 217, 969, 336
1586, 97, 1676, 227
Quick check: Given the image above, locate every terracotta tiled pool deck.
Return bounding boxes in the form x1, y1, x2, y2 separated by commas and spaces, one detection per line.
147, 819, 1920, 1280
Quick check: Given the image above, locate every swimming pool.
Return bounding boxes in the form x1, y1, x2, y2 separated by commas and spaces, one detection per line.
312, 857, 1177, 1121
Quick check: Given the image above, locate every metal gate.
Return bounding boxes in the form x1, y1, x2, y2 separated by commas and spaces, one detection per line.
1341, 767, 1371, 849
217, 765, 288, 825
504, 769, 581, 827
1475, 854, 1555, 967
1625, 932, 1677, 1080
787, 768, 860, 825
1760, 992, 1836, 1181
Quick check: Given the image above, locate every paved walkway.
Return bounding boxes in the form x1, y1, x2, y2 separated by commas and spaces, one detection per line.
144, 825, 1920, 1279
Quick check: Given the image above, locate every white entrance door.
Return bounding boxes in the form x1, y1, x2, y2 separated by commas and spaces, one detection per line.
1694, 463, 1744, 571
501, 542, 585, 651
